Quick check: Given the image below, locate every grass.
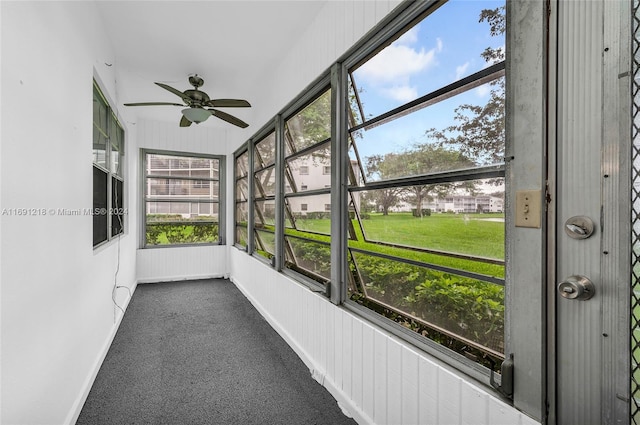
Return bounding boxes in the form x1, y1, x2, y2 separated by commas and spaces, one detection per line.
360, 212, 504, 259
289, 212, 505, 278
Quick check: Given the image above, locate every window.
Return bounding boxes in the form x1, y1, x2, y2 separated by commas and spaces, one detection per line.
282, 88, 332, 286
253, 131, 276, 260
93, 81, 125, 247
234, 149, 249, 249
323, 166, 331, 175
143, 150, 223, 246
345, 1, 506, 369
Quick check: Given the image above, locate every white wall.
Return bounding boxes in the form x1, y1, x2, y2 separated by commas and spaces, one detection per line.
135, 120, 231, 282
1, 2, 138, 424
230, 250, 539, 425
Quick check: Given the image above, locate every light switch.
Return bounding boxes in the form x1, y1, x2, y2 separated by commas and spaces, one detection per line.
515, 190, 541, 228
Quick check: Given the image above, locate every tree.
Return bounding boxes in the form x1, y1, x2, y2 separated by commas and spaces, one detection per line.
365, 145, 476, 216
364, 154, 403, 215
286, 90, 331, 154
425, 6, 506, 166
399, 144, 476, 216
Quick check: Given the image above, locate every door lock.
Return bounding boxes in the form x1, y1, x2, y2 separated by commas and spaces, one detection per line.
557, 275, 595, 300
564, 216, 595, 239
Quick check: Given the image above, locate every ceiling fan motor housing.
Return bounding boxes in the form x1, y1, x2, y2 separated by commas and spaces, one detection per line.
188, 75, 204, 89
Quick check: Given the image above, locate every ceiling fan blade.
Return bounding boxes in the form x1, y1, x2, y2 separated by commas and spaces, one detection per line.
209, 109, 249, 128
155, 82, 188, 100
180, 115, 192, 127
206, 99, 251, 108
124, 102, 184, 107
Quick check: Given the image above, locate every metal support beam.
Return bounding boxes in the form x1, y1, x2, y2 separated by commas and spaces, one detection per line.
330, 62, 348, 304
247, 140, 255, 255
275, 116, 285, 271
506, 0, 548, 421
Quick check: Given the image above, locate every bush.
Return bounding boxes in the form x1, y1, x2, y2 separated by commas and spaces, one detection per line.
411, 208, 431, 217
146, 222, 218, 245
351, 251, 503, 353
287, 237, 331, 279
306, 211, 330, 220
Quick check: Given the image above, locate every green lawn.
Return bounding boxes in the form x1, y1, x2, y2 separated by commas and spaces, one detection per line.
360, 212, 504, 259
290, 212, 505, 278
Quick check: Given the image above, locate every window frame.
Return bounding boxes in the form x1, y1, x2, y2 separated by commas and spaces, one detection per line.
93, 80, 125, 249
252, 130, 278, 261
234, 147, 250, 250
141, 149, 225, 248
339, 0, 507, 387
280, 82, 333, 292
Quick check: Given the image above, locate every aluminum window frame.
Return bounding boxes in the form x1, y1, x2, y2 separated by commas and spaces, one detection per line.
340, 0, 508, 381
252, 130, 278, 262
234, 146, 250, 251
141, 148, 225, 248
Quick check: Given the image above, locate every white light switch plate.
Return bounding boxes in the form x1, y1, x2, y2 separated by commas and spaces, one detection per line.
515, 190, 541, 228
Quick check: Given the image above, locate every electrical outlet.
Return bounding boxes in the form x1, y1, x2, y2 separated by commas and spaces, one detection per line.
515, 190, 541, 228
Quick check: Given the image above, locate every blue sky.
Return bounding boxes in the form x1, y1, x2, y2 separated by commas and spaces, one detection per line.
350, 0, 505, 163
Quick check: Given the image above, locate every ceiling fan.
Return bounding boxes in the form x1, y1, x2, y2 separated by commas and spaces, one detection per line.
124, 75, 251, 128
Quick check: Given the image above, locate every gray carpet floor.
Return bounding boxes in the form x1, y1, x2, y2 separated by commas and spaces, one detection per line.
77, 279, 357, 425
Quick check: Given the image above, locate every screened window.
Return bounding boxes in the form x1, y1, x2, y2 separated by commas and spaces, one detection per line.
346, 0, 506, 368
253, 132, 276, 260
93, 81, 125, 247
143, 151, 222, 246
235, 150, 249, 248
282, 88, 332, 287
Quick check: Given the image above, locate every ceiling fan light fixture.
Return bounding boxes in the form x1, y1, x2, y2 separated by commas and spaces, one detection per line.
181, 107, 210, 124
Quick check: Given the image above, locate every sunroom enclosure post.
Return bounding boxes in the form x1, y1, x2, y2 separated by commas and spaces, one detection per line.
506, 0, 548, 421
275, 116, 285, 272
247, 140, 255, 255
330, 62, 348, 305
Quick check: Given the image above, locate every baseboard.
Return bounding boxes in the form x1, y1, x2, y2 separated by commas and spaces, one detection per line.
136, 273, 226, 284
230, 276, 373, 425
64, 280, 138, 425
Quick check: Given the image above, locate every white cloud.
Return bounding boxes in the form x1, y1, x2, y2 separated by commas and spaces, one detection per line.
354, 24, 442, 103
475, 85, 490, 97
396, 26, 419, 45
455, 62, 470, 80
381, 85, 418, 103
357, 41, 440, 85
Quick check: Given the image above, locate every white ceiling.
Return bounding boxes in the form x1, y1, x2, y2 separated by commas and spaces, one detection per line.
96, 1, 327, 129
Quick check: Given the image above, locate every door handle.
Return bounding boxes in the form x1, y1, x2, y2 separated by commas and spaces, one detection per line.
557, 275, 595, 301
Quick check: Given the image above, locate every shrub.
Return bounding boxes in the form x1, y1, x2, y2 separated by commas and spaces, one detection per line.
146, 222, 218, 245
351, 251, 503, 353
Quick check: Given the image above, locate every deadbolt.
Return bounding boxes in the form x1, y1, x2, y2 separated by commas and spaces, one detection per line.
564, 216, 595, 239
557, 275, 595, 300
